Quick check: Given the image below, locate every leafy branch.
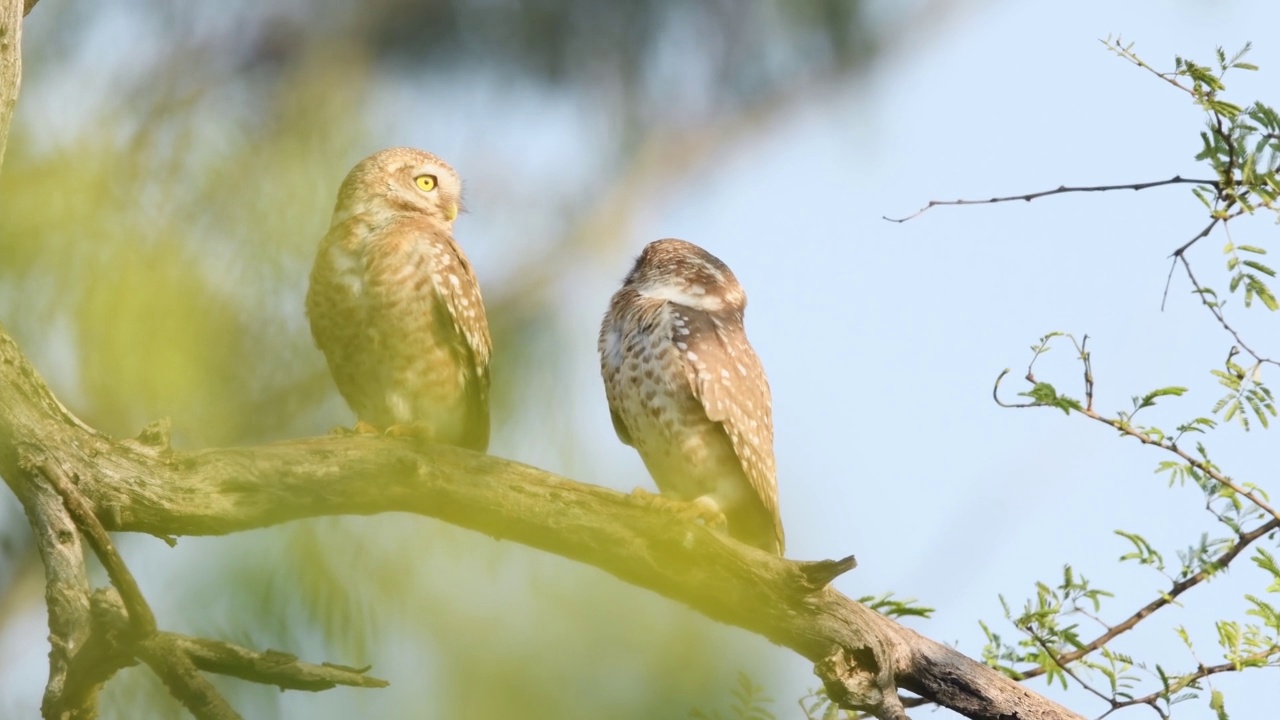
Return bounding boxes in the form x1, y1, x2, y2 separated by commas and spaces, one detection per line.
988, 333, 1280, 718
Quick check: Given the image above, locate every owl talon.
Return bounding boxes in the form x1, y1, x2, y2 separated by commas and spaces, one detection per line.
329, 421, 380, 436
630, 489, 727, 530
629, 486, 676, 510
686, 496, 727, 529
385, 423, 433, 439
629, 487, 658, 502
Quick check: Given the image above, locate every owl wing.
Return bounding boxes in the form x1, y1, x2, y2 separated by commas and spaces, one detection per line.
608, 406, 634, 447
431, 238, 493, 453
597, 302, 636, 447
677, 308, 781, 533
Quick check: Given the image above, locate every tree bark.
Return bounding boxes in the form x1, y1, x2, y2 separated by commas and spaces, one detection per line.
0, 322, 1082, 720
0, 0, 25, 173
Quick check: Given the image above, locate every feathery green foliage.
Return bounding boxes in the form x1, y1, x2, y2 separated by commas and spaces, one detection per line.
979, 41, 1280, 720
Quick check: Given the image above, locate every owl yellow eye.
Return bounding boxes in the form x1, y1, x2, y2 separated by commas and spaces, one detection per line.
414, 175, 438, 192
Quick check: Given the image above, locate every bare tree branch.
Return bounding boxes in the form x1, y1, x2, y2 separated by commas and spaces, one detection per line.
8, 458, 94, 720
40, 460, 389, 717
42, 463, 157, 635
171, 635, 388, 692
882, 176, 1217, 223
0, 321, 1085, 720
20, 402, 391, 718
60, 586, 387, 712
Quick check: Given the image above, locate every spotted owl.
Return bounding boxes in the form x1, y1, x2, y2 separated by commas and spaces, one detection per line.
598, 238, 784, 555
306, 147, 491, 451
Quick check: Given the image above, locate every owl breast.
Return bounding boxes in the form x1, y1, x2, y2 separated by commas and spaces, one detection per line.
308, 217, 477, 444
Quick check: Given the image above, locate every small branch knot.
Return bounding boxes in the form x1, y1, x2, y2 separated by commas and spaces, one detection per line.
796, 554, 858, 591
817, 645, 908, 720
131, 417, 173, 452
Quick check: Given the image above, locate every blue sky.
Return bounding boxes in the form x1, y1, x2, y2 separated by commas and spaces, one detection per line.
3, 1, 1279, 718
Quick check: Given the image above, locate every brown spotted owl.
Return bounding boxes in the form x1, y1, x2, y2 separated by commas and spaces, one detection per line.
306, 148, 491, 451
599, 238, 783, 555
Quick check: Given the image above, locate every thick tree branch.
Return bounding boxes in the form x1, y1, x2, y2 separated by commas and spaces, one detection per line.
0, 0, 25, 174
134, 638, 241, 720
0, 322, 1083, 720
8, 459, 94, 719
42, 463, 157, 635
39, 460, 388, 718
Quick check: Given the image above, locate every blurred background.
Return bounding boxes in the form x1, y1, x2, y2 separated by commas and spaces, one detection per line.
1, 0, 1277, 718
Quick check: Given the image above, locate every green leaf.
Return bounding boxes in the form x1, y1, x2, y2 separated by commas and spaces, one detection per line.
1242, 260, 1277, 277
1115, 530, 1165, 569
1020, 382, 1082, 415
1137, 386, 1189, 409
1210, 688, 1229, 720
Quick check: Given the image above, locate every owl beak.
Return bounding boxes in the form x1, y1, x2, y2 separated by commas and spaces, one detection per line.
446, 202, 458, 222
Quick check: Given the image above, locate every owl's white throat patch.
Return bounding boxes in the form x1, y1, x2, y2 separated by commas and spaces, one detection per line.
639, 283, 725, 312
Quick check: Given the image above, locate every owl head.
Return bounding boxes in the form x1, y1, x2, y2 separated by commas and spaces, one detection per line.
331, 147, 464, 227
624, 238, 747, 314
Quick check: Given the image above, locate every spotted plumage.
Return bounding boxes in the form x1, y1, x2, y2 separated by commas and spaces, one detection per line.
306, 147, 491, 451
599, 238, 783, 554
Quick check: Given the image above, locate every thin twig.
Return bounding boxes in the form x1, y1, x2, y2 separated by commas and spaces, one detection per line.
1177, 254, 1280, 368
1167, 217, 1221, 263
998, 337, 1279, 521
1025, 634, 1116, 708
1094, 407, 1280, 518
1104, 646, 1280, 716
1104, 38, 1194, 97
884, 176, 1217, 223
1074, 335, 1094, 413
170, 634, 389, 691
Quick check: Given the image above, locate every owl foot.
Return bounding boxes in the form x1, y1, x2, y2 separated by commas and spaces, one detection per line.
687, 496, 728, 529
329, 420, 382, 436
629, 489, 727, 529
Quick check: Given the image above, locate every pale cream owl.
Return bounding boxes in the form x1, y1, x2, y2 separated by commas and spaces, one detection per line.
306, 148, 491, 451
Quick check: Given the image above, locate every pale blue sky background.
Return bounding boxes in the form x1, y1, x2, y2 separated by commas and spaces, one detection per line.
2, 1, 1278, 718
